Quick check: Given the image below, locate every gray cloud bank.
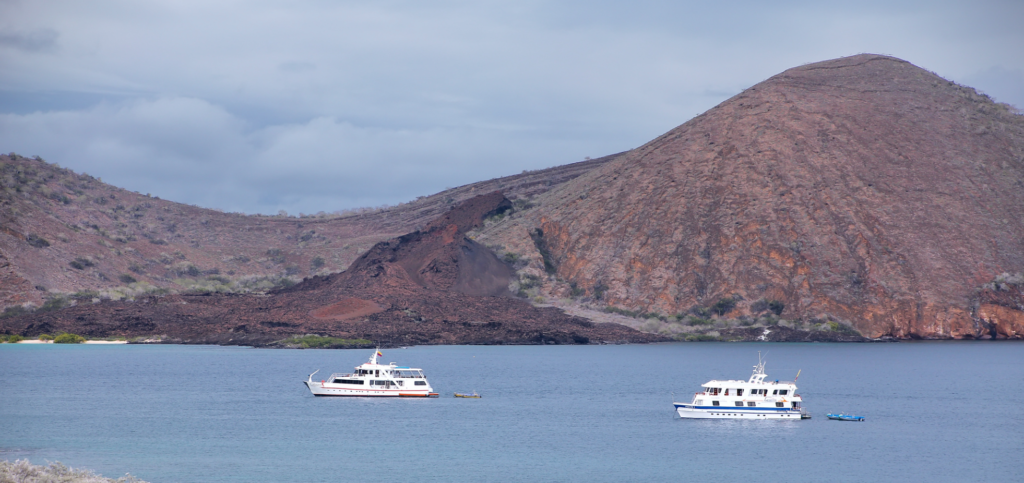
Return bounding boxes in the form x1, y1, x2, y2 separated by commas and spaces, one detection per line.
1, 0, 1022, 214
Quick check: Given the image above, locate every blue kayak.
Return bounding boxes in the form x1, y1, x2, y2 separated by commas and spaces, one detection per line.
826, 413, 865, 421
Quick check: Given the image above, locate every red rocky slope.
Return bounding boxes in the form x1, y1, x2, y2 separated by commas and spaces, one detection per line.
0, 192, 660, 345
479, 54, 1024, 339
0, 152, 618, 311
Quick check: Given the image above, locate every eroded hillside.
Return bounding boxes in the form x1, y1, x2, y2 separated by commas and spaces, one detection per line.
0, 152, 618, 312
473, 55, 1024, 339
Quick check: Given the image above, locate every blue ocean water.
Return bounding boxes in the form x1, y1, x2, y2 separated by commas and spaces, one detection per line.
1, 342, 1021, 482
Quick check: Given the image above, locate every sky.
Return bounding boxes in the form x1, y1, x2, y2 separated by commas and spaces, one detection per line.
2, 0, 1022, 215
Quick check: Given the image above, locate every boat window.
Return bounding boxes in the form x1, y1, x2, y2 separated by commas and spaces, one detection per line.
414, 381, 427, 386
779, 389, 788, 395
736, 389, 744, 396
772, 390, 778, 395
334, 379, 363, 385
735, 402, 743, 407
747, 401, 756, 407
776, 402, 784, 407
724, 389, 730, 396
712, 401, 720, 406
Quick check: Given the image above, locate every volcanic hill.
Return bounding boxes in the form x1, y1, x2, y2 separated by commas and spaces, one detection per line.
473, 54, 1024, 339
0, 150, 617, 310
0, 191, 660, 345
3, 54, 1023, 342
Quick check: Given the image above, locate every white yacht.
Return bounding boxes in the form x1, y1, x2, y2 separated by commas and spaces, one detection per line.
304, 349, 438, 397
673, 355, 809, 419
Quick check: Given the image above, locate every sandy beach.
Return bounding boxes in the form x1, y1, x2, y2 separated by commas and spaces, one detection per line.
15, 340, 128, 344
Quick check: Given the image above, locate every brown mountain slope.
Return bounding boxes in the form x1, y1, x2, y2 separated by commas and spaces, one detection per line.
0, 152, 619, 311
476, 54, 1024, 339
0, 192, 660, 345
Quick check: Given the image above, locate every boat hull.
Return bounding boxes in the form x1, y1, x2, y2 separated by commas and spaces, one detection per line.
826, 414, 865, 421
674, 404, 805, 420
304, 380, 435, 397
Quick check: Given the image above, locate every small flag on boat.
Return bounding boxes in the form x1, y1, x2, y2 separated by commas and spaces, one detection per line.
376, 351, 383, 357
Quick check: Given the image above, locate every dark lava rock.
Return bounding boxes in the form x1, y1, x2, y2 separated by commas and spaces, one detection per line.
1, 193, 663, 346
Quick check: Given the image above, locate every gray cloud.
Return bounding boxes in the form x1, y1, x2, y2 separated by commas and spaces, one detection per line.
0, 0, 1022, 214
0, 28, 58, 52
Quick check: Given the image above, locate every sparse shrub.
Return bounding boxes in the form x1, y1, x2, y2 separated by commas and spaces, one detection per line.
519, 274, 541, 290
592, 282, 608, 300
311, 256, 325, 269
129, 263, 146, 274
1, 305, 29, 318
689, 306, 711, 318
685, 334, 719, 342
69, 257, 94, 270
39, 334, 53, 341
26, 233, 50, 248
53, 333, 85, 344
711, 297, 737, 316
266, 248, 286, 264
604, 306, 641, 318
4, 334, 23, 343
767, 300, 785, 316
569, 282, 585, 298
750, 299, 769, 313
171, 262, 201, 277
529, 228, 558, 275
38, 296, 69, 312
279, 335, 374, 349
686, 316, 714, 326
119, 274, 137, 284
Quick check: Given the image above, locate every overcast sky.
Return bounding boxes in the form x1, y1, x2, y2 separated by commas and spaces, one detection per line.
2, 0, 1022, 215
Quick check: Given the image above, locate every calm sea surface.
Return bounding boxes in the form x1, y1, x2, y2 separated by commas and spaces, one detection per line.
1, 342, 1021, 482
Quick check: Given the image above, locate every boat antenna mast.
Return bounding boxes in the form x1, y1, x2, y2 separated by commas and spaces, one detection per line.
750, 351, 768, 383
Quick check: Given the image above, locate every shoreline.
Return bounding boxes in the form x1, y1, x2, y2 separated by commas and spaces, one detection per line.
15, 340, 128, 344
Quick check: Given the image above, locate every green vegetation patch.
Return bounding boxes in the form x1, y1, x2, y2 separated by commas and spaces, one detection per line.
684, 334, 720, 342
53, 333, 86, 344
278, 335, 372, 349
3, 334, 24, 343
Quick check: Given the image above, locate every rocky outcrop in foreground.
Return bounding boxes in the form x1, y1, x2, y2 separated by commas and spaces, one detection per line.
0, 459, 147, 483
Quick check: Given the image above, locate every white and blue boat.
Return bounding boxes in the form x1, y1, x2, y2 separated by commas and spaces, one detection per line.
673, 354, 810, 419
304, 349, 438, 397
